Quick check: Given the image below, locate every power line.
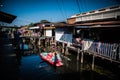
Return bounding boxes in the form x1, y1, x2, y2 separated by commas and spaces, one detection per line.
83, 0, 87, 12
79, 0, 88, 13
61, 0, 67, 19
56, 0, 66, 20
76, 0, 81, 13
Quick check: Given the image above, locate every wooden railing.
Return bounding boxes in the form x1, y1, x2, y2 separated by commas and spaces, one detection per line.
83, 40, 120, 61
20, 36, 120, 63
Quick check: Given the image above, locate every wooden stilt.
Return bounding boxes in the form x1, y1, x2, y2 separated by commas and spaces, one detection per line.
65, 43, 69, 55
81, 50, 84, 63
92, 54, 95, 70
118, 46, 120, 61
54, 40, 56, 49
49, 38, 50, 46
50, 37, 53, 45
77, 48, 80, 61
38, 38, 41, 46
77, 61, 80, 72
62, 42, 65, 54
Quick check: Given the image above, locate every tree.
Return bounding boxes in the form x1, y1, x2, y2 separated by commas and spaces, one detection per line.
40, 20, 50, 23
28, 22, 33, 27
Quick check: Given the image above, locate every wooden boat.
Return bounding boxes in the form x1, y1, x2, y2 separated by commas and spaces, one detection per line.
39, 52, 63, 67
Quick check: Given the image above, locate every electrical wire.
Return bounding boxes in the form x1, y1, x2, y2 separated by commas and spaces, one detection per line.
56, 0, 66, 20
61, 0, 67, 19
76, 0, 81, 13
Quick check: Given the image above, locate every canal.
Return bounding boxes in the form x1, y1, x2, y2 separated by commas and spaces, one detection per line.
17, 46, 120, 80
1, 36, 117, 80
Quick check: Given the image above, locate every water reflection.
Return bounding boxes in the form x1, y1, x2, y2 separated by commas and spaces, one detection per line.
76, 60, 80, 72
15, 48, 22, 65
19, 54, 62, 80
16, 38, 120, 80
16, 51, 120, 80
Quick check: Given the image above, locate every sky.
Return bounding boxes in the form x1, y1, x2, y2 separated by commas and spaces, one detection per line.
0, 0, 120, 27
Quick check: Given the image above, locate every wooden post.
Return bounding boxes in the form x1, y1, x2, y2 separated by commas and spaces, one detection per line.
65, 46, 68, 55
52, 37, 53, 43
21, 38, 24, 51
49, 38, 50, 46
62, 42, 65, 54
92, 54, 95, 70
38, 38, 41, 52
33, 37, 36, 50
38, 38, 41, 46
77, 60, 80, 72
81, 50, 83, 63
44, 29, 46, 36
80, 51, 84, 72
80, 43, 84, 70
21, 38, 24, 54
65, 43, 69, 55
50, 38, 52, 45
118, 45, 120, 61
44, 38, 46, 47
54, 40, 57, 53
77, 48, 80, 61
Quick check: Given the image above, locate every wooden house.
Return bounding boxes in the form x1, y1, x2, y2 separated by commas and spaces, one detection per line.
67, 5, 120, 43
54, 22, 74, 43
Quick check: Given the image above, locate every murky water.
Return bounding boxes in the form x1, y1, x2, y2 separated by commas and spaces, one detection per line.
17, 40, 120, 80
1, 35, 119, 80
19, 54, 62, 80
17, 51, 120, 80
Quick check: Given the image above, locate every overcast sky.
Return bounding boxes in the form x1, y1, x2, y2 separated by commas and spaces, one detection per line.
0, 0, 119, 26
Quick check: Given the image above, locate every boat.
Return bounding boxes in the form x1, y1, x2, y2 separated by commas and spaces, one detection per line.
39, 52, 63, 67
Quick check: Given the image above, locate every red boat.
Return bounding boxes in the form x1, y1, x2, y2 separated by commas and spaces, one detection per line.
39, 52, 63, 67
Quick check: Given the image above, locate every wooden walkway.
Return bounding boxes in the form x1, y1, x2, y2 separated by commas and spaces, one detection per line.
66, 40, 120, 70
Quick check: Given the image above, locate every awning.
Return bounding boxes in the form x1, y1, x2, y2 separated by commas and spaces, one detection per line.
29, 26, 39, 29
0, 11, 17, 23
